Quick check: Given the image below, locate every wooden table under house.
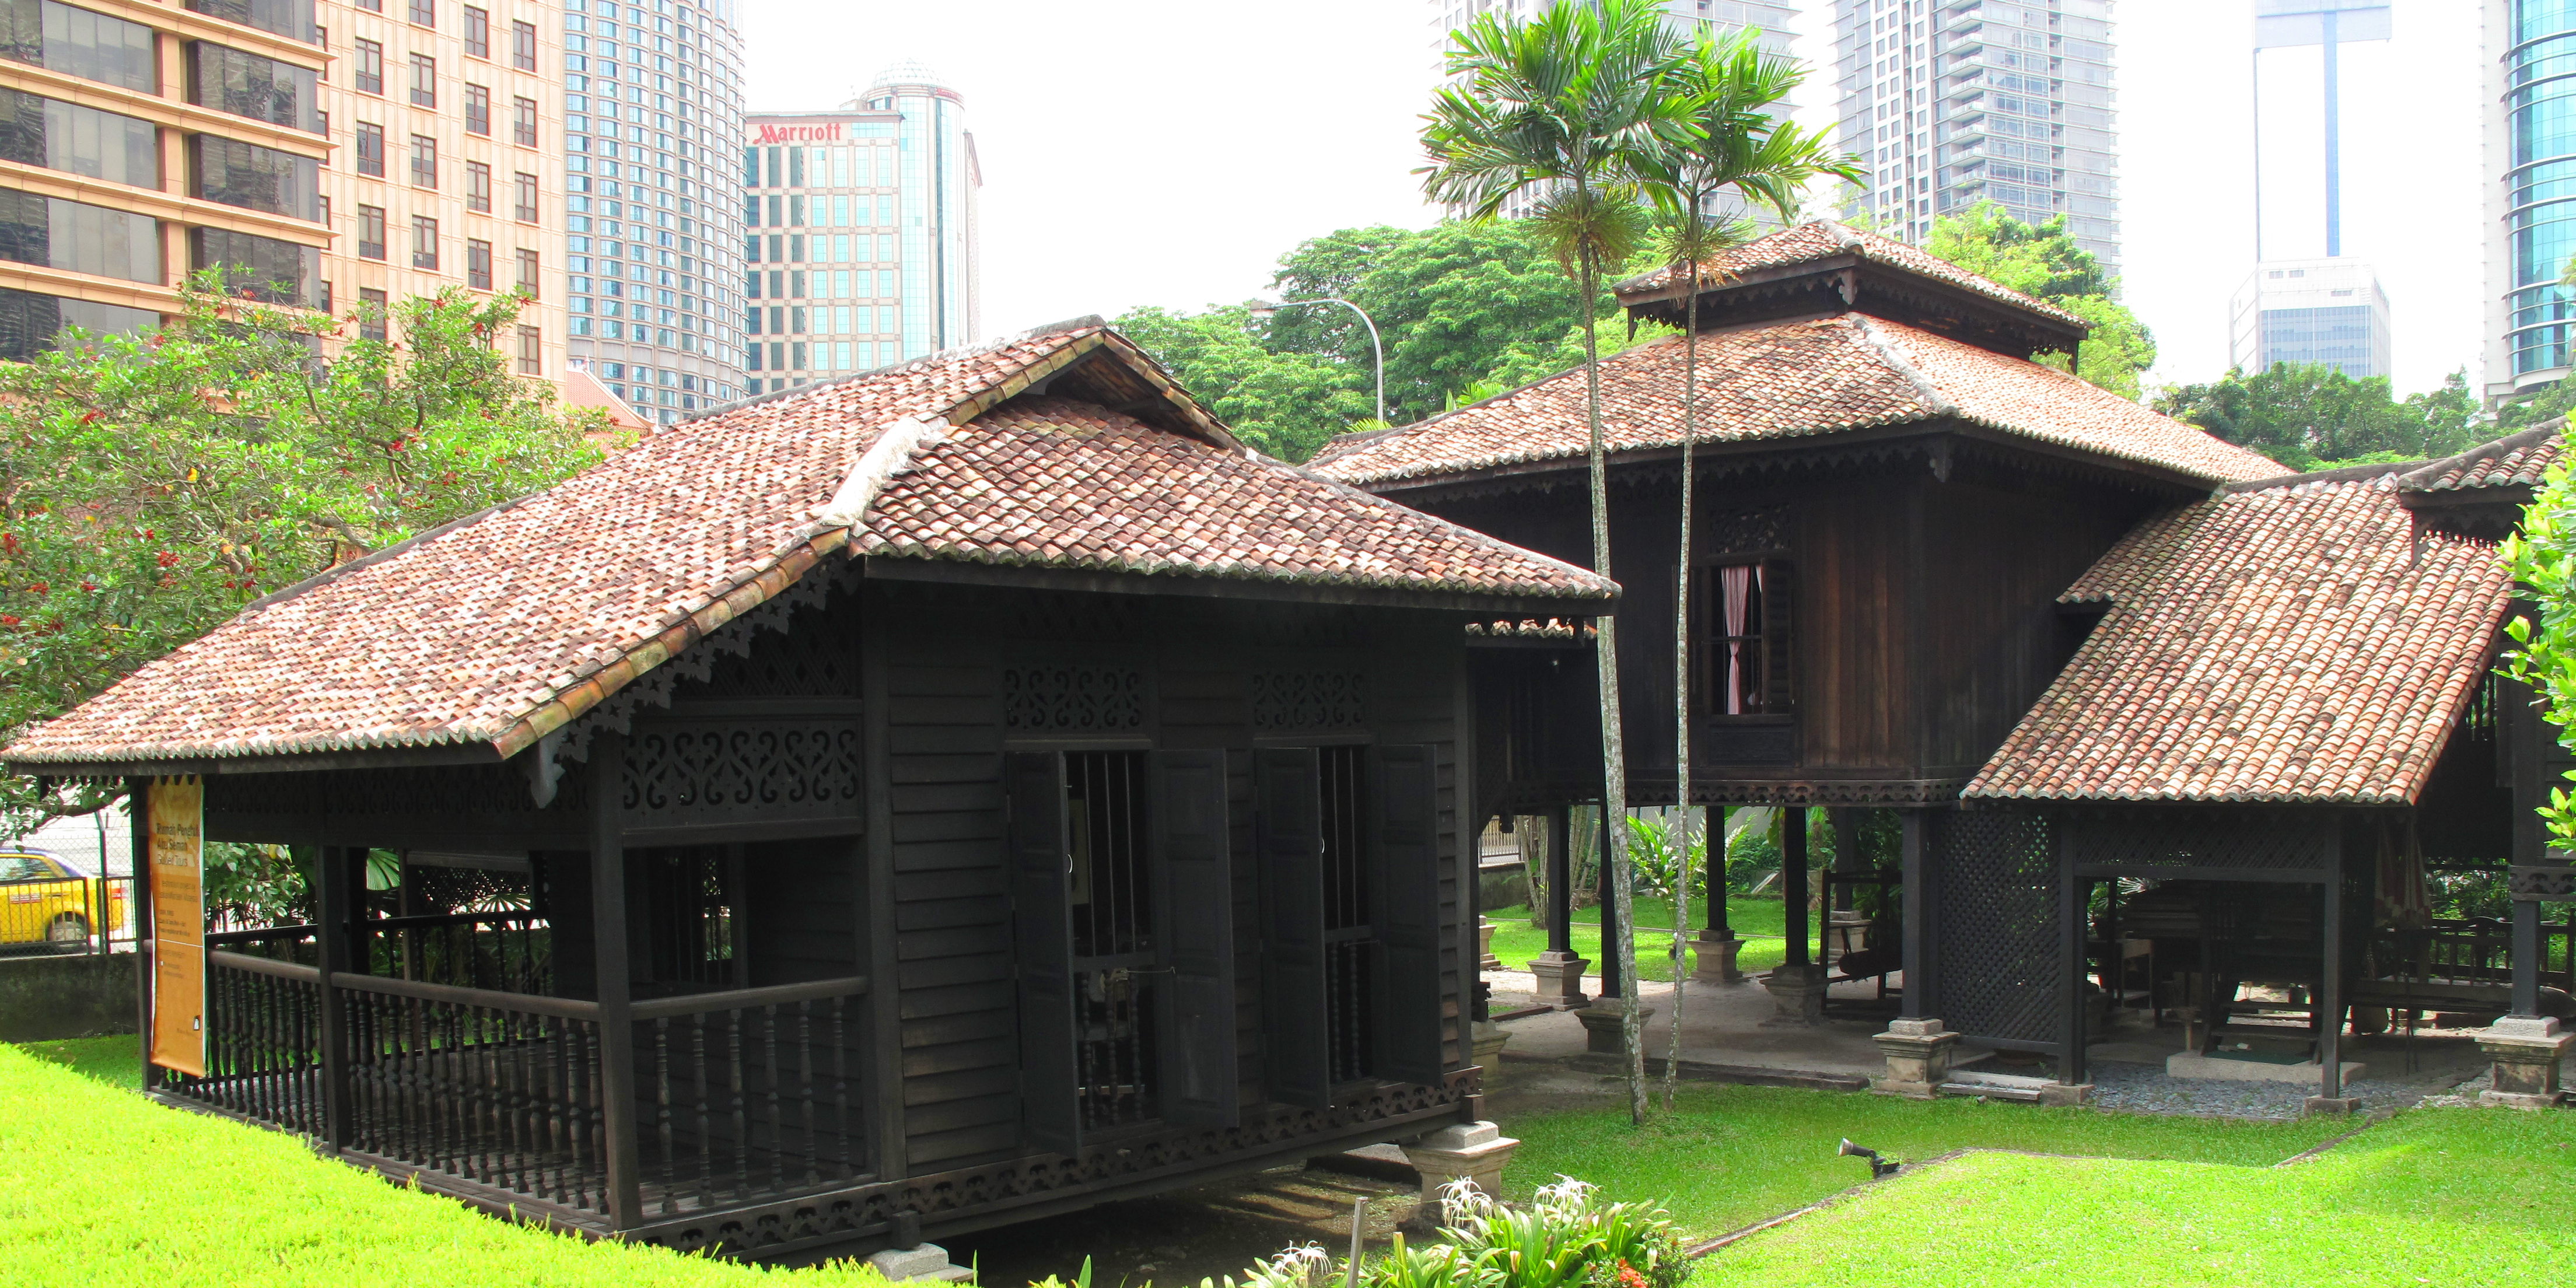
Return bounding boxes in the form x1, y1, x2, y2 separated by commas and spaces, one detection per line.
3, 321, 1616, 1259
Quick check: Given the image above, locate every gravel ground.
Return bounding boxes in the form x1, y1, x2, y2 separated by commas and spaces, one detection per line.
2083, 1059, 2490, 1119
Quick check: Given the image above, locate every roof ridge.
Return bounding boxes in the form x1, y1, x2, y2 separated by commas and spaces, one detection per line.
682, 316, 1105, 425
1847, 315, 1961, 420
2396, 420, 2564, 492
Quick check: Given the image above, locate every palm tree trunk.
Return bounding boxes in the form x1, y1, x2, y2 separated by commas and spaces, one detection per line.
1576, 247, 1645, 1126
1664, 265, 1700, 1115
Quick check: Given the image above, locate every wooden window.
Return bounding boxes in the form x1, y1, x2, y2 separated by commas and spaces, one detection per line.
1255, 744, 1444, 1108
354, 39, 383, 94
514, 324, 539, 374
515, 247, 537, 297
466, 237, 491, 289
410, 134, 436, 188
511, 96, 536, 146
408, 0, 434, 27
510, 19, 536, 71
358, 286, 387, 340
356, 204, 386, 259
463, 6, 489, 57
1006, 748, 1236, 1154
512, 170, 537, 221
1695, 559, 1794, 716
409, 54, 435, 107
354, 121, 384, 176
464, 83, 489, 135
465, 160, 491, 212
411, 215, 437, 269
640, 847, 733, 988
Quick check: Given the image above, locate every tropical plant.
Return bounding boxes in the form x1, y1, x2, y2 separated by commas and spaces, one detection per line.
1436, 1177, 1688, 1288
2505, 430, 2576, 845
1422, 0, 1700, 1126
0, 275, 608, 836
1639, 23, 1863, 1114
2155, 363, 2487, 470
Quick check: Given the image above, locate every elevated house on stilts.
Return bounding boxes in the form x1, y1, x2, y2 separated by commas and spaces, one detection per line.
3, 320, 1615, 1259
1310, 221, 2571, 1109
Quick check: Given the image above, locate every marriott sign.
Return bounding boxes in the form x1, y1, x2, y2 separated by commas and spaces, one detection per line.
753, 121, 845, 144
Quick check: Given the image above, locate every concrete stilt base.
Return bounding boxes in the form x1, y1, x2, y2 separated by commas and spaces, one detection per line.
1470, 1020, 1511, 1087
1871, 1017, 1961, 1098
1402, 1120, 1520, 1202
1478, 918, 1500, 971
2038, 1082, 2094, 1108
1691, 933, 1748, 985
1528, 950, 1590, 1010
2477, 1016, 2575, 1108
2303, 1096, 2362, 1116
867, 1245, 974, 1283
1760, 965, 1826, 1027
1575, 1004, 1655, 1054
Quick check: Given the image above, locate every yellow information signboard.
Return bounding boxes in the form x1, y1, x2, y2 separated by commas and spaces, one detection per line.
147, 778, 205, 1078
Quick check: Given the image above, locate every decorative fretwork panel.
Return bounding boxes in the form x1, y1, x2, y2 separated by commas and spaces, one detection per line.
1005, 593, 1147, 645
676, 598, 859, 700
1706, 505, 1790, 555
621, 718, 863, 824
1930, 808, 2060, 1045
1002, 665, 1146, 734
2066, 810, 2330, 871
1250, 670, 1366, 732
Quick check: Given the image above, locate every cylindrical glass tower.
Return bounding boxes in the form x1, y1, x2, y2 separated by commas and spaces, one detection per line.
2504, 0, 2576, 386
857, 60, 979, 359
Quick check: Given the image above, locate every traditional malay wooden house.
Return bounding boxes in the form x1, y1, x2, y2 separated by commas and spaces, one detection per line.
2, 320, 1614, 1259
1309, 220, 2564, 1107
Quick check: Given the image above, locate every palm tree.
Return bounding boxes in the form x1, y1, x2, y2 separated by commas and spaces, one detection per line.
1641, 30, 1864, 1114
1421, 0, 1700, 1125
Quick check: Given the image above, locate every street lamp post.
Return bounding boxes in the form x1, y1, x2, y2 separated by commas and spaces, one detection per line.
1248, 296, 1385, 424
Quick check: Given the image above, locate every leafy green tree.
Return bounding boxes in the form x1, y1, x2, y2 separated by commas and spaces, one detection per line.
1923, 202, 2155, 398
1110, 304, 1371, 462
1635, 24, 1860, 1112
1424, 0, 1700, 1124
0, 276, 608, 832
2154, 364, 2486, 471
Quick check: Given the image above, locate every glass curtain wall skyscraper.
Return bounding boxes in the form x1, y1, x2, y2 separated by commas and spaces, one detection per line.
740, 61, 978, 393
1833, 0, 2120, 272
2232, 0, 2395, 380
2486, 0, 2576, 402
560, 0, 744, 425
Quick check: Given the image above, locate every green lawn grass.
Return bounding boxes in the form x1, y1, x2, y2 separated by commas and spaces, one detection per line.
0, 1041, 891, 1288
1486, 898, 1792, 982
1696, 1108, 2576, 1286
1502, 1083, 2353, 1242
18, 1034, 141, 1087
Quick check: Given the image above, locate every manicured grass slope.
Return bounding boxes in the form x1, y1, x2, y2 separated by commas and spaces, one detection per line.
1699, 1109, 2576, 1287
18, 1034, 141, 1086
1486, 898, 1790, 982
0, 1042, 890, 1288
1502, 1083, 2351, 1241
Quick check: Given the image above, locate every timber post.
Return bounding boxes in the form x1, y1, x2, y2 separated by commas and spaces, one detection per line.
2481, 847, 2576, 1107
1762, 805, 1823, 1027
1872, 808, 1955, 1098
2053, 822, 2091, 1101
589, 733, 643, 1230
127, 776, 151, 1093
1528, 806, 1588, 1009
1577, 803, 1649, 1052
1693, 803, 1746, 985
314, 844, 359, 1152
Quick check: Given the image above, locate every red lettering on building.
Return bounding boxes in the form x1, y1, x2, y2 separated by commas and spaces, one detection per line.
752, 122, 846, 145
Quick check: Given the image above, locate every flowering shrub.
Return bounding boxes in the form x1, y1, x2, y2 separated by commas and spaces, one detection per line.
1199, 1178, 1688, 1288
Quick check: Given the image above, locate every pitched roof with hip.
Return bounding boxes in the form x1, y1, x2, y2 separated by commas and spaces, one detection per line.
6, 324, 1612, 769
1307, 314, 2281, 488
1616, 219, 2092, 330
1965, 474, 2513, 805
2399, 422, 2566, 494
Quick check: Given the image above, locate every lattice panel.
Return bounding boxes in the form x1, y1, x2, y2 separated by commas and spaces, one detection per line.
621, 718, 863, 824
1250, 670, 1366, 732
2067, 810, 2330, 870
1707, 505, 1789, 555
677, 597, 859, 700
1002, 665, 1145, 734
1930, 808, 2061, 1045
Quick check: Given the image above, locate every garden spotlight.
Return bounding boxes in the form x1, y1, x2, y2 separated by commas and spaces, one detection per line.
1838, 1138, 1901, 1179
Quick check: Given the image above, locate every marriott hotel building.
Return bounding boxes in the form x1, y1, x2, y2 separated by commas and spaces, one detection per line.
741, 59, 979, 394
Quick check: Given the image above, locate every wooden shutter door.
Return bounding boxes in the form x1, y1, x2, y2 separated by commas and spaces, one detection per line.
1255, 747, 1329, 1108
1368, 744, 1446, 1086
1150, 749, 1239, 1127
1761, 558, 1796, 713
1006, 751, 1080, 1154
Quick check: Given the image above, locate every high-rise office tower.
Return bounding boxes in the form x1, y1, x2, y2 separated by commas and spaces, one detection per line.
1833, 0, 2120, 272
317, 0, 567, 384
0, 0, 332, 356
2231, 0, 2393, 380
2486, 0, 2576, 402
561, 0, 744, 425
740, 61, 979, 393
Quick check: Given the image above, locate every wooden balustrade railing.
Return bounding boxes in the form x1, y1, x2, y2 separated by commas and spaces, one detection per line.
632, 977, 872, 1216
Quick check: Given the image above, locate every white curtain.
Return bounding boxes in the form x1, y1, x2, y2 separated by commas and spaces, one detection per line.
1720, 564, 1755, 715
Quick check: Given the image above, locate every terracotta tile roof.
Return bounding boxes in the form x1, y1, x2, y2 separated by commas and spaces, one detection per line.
1616, 219, 2090, 330
6, 324, 1612, 769
1308, 314, 2281, 488
2399, 422, 2565, 494
562, 365, 654, 436
1965, 475, 2512, 805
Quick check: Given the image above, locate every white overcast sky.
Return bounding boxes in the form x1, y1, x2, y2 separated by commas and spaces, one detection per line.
744, 0, 2484, 397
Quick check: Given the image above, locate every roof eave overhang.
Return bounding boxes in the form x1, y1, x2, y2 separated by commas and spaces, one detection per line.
854, 553, 1618, 619
6, 740, 508, 782
1618, 255, 2090, 359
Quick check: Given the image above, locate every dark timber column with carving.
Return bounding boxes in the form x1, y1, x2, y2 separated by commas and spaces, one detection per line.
1762, 807, 1823, 1026
1871, 807, 1957, 1097
314, 844, 358, 1150
590, 734, 642, 1228
1529, 807, 1588, 1009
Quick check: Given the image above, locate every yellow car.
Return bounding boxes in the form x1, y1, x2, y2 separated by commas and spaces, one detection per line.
0, 849, 122, 953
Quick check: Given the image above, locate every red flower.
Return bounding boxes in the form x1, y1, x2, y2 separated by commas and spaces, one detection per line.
1, 533, 16, 554
1615, 1262, 1648, 1288
0, 615, 16, 626
78, 581, 95, 592
78, 410, 102, 425
155, 551, 178, 568
24, 582, 46, 593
